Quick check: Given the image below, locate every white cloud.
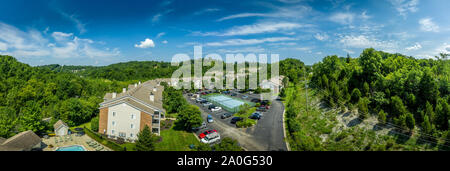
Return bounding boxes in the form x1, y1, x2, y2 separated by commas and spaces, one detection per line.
156, 32, 166, 39
329, 12, 355, 25
217, 5, 311, 21
201, 22, 306, 36
205, 37, 296, 47
216, 47, 265, 53
419, 18, 439, 32
388, 0, 419, 17
339, 35, 397, 49
405, 43, 422, 51
162, 40, 168, 44
52, 32, 73, 41
0, 22, 119, 60
314, 33, 329, 41
343, 49, 355, 54
135, 38, 155, 48
0, 41, 7, 51
194, 8, 220, 15
152, 14, 163, 23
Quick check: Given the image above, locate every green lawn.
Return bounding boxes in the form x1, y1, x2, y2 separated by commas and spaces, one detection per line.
155, 125, 200, 151
118, 123, 201, 151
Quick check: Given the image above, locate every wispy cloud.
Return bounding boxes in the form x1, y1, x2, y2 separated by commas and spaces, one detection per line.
419, 18, 439, 32
217, 5, 311, 21
314, 33, 329, 41
388, 0, 419, 17
205, 37, 297, 47
194, 8, 220, 15
59, 11, 87, 34
329, 12, 355, 25
405, 43, 422, 50
156, 32, 166, 39
196, 22, 308, 36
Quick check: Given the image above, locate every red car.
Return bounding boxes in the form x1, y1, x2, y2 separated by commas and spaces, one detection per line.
260, 105, 270, 109
198, 130, 217, 139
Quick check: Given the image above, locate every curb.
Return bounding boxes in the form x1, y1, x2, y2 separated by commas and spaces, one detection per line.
281, 104, 291, 151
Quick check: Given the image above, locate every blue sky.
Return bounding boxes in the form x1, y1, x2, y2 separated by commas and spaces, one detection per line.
0, 0, 449, 66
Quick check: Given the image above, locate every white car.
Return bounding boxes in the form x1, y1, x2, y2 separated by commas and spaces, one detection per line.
201, 132, 221, 144
211, 106, 222, 112
203, 102, 212, 107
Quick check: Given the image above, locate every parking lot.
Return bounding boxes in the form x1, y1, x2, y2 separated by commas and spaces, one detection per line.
185, 90, 287, 151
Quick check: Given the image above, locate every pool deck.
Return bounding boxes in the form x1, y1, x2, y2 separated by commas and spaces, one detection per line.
42, 134, 111, 151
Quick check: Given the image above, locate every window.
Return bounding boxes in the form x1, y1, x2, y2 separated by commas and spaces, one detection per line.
111, 130, 115, 135
131, 114, 135, 119
119, 132, 126, 138
112, 121, 115, 126
131, 124, 134, 129
112, 112, 116, 117
130, 133, 133, 138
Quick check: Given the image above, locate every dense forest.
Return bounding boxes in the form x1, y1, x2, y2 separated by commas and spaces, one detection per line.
283, 48, 449, 151
0, 56, 189, 138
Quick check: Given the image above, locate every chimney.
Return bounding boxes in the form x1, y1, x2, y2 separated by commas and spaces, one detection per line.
134, 83, 137, 88
123, 88, 126, 93
150, 92, 154, 102
153, 87, 157, 92
112, 92, 117, 98
138, 81, 141, 85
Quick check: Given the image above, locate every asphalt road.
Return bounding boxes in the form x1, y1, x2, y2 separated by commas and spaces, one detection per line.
185, 91, 287, 151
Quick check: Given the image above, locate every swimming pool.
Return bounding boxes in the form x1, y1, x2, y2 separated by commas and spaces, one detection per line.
55, 145, 86, 151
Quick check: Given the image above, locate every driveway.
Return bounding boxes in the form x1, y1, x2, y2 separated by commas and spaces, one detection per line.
185, 91, 287, 151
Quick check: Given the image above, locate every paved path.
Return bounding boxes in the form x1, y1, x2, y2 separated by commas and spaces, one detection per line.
185, 91, 287, 151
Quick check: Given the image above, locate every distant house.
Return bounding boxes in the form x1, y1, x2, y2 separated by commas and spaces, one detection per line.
99, 80, 165, 142
0, 130, 42, 151
54, 120, 69, 136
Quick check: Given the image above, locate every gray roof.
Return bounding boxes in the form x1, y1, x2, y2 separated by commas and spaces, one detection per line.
101, 79, 166, 114
0, 130, 41, 151
53, 120, 69, 130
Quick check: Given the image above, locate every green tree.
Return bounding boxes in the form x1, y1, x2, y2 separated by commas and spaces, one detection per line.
135, 125, 158, 151
178, 105, 203, 130
358, 97, 370, 119
195, 143, 213, 151
378, 110, 387, 124
351, 88, 361, 103
422, 115, 433, 134
0, 107, 17, 138
90, 116, 99, 132
405, 113, 415, 132
213, 137, 242, 151
359, 48, 382, 81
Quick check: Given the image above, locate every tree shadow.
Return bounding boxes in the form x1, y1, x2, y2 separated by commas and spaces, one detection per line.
372, 123, 384, 131
347, 118, 362, 127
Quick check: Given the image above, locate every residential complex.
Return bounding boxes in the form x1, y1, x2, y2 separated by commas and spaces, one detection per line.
98, 79, 167, 142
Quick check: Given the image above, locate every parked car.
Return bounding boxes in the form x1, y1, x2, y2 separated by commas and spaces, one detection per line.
187, 93, 193, 96
231, 93, 237, 96
251, 98, 261, 103
201, 92, 207, 95
261, 104, 270, 109
249, 112, 261, 120
196, 98, 205, 103
191, 121, 207, 132
242, 95, 248, 99
221, 113, 233, 119
207, 115, 214, 123
198, 129, 217, 139
201, 132, 221, 144
261, 100, 270, 105
211, 106, 222, 112
230, 117, 243, 124
200, 99, 208, 104
203, 102, 212, 107
257, 106, 267, 112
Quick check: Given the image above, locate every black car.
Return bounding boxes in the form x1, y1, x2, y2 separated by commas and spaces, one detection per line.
208, 105, 216, 110
230, 117, 243, 124
221, 113, 233, 119
257, 106, 267, 112
249, 113, 261, 120
261, 100, 269, 105
231, 93, 237, 96
251, 98, 261, 103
